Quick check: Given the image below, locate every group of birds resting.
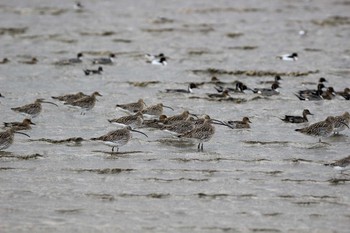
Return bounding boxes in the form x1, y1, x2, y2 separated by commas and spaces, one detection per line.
1, 51, 350, 171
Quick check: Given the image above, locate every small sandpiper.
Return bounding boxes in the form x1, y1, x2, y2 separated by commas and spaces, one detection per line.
165, 83, 198, 94
295, 116, 348, 142
90, 126, 148, 152
54, 53, 83, 65
277, 52, 298, 61
280, 109, 313, 123
324, 155, 350, 172
52, 92, 88, 103
0, 128, 30, 151
141, 103, 174, 117
83, 66, 103, 75
3, 119, 35, 131
252, 83, 280, 96
11, 99, 58, 118
226, 117, 252, 129
108, 112, 144, 128
116, 99, 146, 114
92, 53, 115, 64
332, 112, 350, 134
64, 91, 102, 113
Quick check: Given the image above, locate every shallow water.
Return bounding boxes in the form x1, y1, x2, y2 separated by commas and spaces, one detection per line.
1, 0, 350, 232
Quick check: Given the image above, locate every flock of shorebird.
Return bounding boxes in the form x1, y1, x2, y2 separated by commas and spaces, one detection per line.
1, 52, 350, 171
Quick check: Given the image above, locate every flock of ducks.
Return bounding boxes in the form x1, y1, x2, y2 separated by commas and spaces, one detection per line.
1, 51, 350, 171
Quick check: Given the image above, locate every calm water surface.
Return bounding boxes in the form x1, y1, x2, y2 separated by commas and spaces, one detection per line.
1, 0, 350, 232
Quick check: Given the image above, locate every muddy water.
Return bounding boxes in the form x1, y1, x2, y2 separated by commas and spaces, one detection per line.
1, 0, 350, 232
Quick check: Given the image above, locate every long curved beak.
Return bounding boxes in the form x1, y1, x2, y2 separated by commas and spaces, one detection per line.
210, 118, 234, 129
340, 122, 350, 129
131, 129, 148, 138
163, 105, 174, 111
42, 101, 59, 107
14, 131, 30, 138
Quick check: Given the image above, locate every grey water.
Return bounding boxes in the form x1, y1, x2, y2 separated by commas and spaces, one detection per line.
1, 0, 350, 232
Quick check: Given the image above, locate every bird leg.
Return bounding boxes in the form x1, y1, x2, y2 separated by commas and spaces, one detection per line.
200, 143, 204, 151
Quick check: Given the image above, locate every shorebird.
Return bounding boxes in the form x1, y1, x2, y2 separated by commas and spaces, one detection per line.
277, 52, 298, 61
226, 117, 252, 129
141, 103, 174, 116
252, 83, 280, 96
295, 116, 348, 142
162, 111, 192, 125
54, 53, 83, 65
280, 109, 313, 123
259, 75, 282, 85
332, 112, 350, 134
0, 58, 10, 64
0, 128, 30, 151
11, 99, 58, 118
324, 155, 350, 172
178, 115, 231, 151
92, 53, 115, 64
142, 115, 168, 129
336, 88, 350, 100
165, 83, 198, 94
3, 119, 35, 131
162, 119, 195, 134
52, 92, 88, 103
116, 99, 146, 113
108, 112, 144, 128
64, 91, 102, 113
90, 126, 148, 152
83, 66, 103, 75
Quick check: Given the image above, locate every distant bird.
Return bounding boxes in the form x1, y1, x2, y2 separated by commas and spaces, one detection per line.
226, 117, 252, 129
20, 57, 38, 65
0, 93, 4, 98
108, 112, 144, 128
90, 126, 148, 152
259, 75, 282, 85
332, 112, 350, 134
141, 103, 174, 116
324, 155, 350, 172
295, 84, 326, 101
277, 53, 298, 61
295, 116, 348, 142
145, 53, 165, 62
11, 99, 58, 118
207, 90, 230, 99
301, 77, 327, 86
64, 91, 102, 113
151, 57, 167, 66
215, 82, 251, 94
92, 53, 115, 64
54, 53, 83, 65
52, 92, 88, 103
116, 99, 146, 113
336, 88, 350, 100
0, 58, 10, 64
252, 83, 280, 96
84, 66, 103, 75
3, 118, 35, 131
74, 2, 84, 10
0, 128, 30, 151
280, 109, 313, 123
165, 83, 198, 94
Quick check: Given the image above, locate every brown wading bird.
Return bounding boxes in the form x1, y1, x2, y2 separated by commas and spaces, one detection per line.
108, 112, 144, 128
141, 103, 174, 116
90, 126, 148, 152
295, 116, 349, 142
332, 112, 350, 134
64, 91, 102, 114
226, 117, 252, 129
116, 99, 147, 114
52, 92, 88, 103
11, 99, 58, 118
3, 119, 35, 131
324, 155, 350, 172
0, 128, 30, 151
